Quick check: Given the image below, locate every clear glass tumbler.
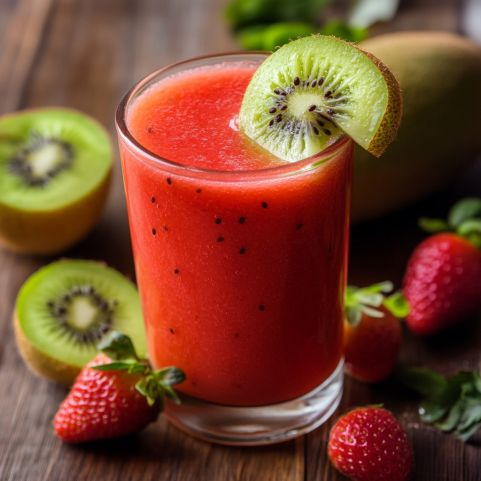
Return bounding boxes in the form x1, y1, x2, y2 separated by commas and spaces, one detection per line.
116, 52, 353, 445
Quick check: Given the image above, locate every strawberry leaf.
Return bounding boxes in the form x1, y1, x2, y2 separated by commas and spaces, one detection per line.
92, 360, 139, 371
164, 386, 182, 405
383, 292, 410, 318
448, 197, 481, 228
154, 367, 187, 386
97, 331, 139, 361
418, 218, 450, 234
398, 368, 448, 398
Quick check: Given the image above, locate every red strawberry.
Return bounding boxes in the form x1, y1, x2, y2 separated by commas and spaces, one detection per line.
54, 353, 157, 443
403, 198, 481, 336
54, 332, 185, 443
328, 407, 413, 481
344, 282, 409, 383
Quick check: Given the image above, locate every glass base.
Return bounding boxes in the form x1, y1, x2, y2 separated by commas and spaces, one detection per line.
164, 359, 343, 446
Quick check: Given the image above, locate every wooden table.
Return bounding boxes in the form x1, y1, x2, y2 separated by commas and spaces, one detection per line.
0, 0, 479, 479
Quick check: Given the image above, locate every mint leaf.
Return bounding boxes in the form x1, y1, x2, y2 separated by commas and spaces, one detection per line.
383, 292, 410, 318
448, 198, 481, 228
97, 331, 139, 361
400, 367, 481, 441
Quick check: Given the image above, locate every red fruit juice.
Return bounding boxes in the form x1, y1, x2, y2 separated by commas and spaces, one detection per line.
120, 62, 353, 406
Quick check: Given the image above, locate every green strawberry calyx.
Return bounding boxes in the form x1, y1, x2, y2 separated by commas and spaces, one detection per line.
419, 197, 481, 248
399, 367, 481, 441
91, 331, 186, 412
345, 281, 410, 328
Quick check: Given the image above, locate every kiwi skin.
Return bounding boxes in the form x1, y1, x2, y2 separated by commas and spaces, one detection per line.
0, 108, 112, 255
14, 312, 80, 386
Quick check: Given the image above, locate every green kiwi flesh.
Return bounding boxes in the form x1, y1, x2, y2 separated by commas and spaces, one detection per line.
239, 35, 402, 161
15, 260, 147, 384
0, 108, 111, 211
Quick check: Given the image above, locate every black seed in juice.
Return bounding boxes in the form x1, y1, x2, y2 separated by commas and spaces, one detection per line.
217, 237, 224, 242
170, 328, 174, 334
167, 178, 172, 185
311, 79, 317, 87
163, 225, 168, 231
196, 188, 201, 193
152, 228, 156, 235
259, 305, 265, 311
308, 105, 316, 112
239, 217, 245, 224
269, 107, 276, 114
215, 218, 221, 224
297, 224, 303, 229
327, 109, 335, 115
239, 248, 245, 254
323, 129, 331, 135
151, 196, 155, 203
294, 77, 300, 86
174, 269, 179, 274
324, 90, 332, 98
147, 127, 152, 133
262, 202, 267, 208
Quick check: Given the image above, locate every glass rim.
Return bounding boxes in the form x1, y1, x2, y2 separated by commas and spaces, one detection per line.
115, 51, 352, 182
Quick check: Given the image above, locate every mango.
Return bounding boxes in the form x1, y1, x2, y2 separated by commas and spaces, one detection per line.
353, 32, 481, 222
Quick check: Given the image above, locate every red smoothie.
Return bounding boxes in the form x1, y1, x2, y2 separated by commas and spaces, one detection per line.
120, 62, 353, 406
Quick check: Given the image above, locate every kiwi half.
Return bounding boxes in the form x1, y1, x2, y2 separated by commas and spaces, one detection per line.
239, 35, 402, 161
0, 108, 112, 255
14, 260, 146, 386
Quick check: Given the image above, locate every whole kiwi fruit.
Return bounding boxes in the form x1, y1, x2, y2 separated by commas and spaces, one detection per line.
352, 31, 481, 222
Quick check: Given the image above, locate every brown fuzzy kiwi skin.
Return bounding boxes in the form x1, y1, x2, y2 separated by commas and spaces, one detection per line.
0, 108, 112, 255
14, 311, 80, 386
331, 37, 403, 158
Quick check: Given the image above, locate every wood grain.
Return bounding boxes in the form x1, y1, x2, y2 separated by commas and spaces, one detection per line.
0, 0, 480, 479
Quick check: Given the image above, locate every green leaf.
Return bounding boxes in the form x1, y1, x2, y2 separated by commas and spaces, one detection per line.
225, 0, 330, 30
383, 292, 410, 318
128, 363, 148, 374
359, 304, 384, 318
419, 400, 449, 423
448, 198, 481, 228
418, 217, 449, 234
97, 331, 139, 361
91, 360, 138, 371
164, 386, 182, 405
456, 218, 481, 239
398, 367, 448, 398
319, 20, 367, 43
456, 420, 481, 441
345, 305, 362, 327
136, 378, 149, 397
154, 367, 187, 386
348, 0, 399, 28
434, 399, 464, 432
355, 292, 384, 307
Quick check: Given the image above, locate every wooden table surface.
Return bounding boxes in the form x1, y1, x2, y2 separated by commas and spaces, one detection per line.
0, 0, 480, 479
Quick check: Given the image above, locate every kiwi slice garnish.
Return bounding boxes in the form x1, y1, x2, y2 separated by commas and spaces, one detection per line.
239, 35, 402, 161
14, 260, 147, 386
0, 108, 112, 254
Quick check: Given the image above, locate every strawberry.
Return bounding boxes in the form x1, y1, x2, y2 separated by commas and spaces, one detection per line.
403, 198, 481, 336
54, 332, 185, 443
328, 407, 413, 481
344, 282, 409, 383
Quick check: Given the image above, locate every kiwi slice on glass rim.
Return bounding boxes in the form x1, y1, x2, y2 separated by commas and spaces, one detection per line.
0, 108, 112, 255
14, 260, 147, 386
239, 35, 402, 161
